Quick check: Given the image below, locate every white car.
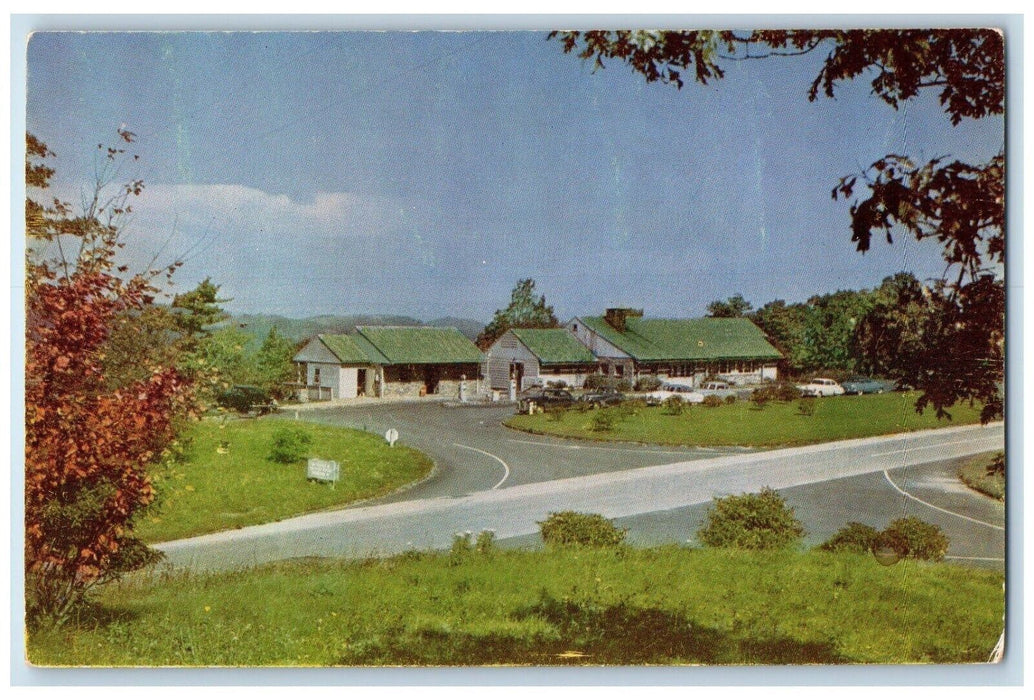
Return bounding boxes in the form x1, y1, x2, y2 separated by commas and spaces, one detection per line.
796, 377, 845, 397
644, 383, 704, 406
697, 381, 736, 399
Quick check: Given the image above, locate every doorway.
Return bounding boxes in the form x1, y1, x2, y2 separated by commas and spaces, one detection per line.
510, 361, 524, 390
423, 366, 441, 394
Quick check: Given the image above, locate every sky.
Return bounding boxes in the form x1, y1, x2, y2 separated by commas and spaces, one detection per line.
24, 30, 1005, 322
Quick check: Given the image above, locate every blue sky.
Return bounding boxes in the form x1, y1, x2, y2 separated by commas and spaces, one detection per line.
25, 30, 1005, 321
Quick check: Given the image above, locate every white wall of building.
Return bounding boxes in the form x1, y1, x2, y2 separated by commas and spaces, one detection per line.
339, 367, 359, 399
565, 318, 630, 360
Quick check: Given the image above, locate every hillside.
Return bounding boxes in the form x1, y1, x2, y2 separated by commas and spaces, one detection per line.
231, 313, 485, 349
427, 316, 486, 341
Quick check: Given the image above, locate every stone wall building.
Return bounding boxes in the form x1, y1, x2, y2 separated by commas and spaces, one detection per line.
293, 326, 483, 400
566, 308, 782, 388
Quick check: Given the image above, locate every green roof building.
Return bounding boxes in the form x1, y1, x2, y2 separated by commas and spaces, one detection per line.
293, 326, 483, 400
483, 328, 600, 390
566, 308, 782, 387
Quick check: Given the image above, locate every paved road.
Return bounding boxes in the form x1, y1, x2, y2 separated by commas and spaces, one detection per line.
507, 455, 1006, 569
290, 402, 751, 499
157, 421, 1004, 572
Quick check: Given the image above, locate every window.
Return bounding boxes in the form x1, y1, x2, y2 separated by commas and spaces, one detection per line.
313, 367, 321, 385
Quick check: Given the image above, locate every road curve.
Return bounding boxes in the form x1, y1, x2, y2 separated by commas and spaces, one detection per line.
156, 422, 1003, 572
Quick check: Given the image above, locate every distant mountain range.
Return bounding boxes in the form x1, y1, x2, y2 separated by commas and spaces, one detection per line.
229, 313, 486, 348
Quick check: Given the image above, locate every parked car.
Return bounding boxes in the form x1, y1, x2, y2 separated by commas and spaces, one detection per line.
644, 383, 705, 406
578, 388, 626, 408
840, 376, 888, 395
796, 378, 846, 397
697, 381, 736, 399
517, 387, 576, 413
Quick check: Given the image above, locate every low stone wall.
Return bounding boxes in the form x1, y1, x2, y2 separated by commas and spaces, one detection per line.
435, 379, 470, 398
380, 379, 469, 398
380, 380, 426, 398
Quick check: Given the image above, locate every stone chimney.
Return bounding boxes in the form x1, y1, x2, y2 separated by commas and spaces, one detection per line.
604, 307, 644, 332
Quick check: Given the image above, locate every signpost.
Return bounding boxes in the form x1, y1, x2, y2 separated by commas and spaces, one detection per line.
385, 428, 399, 447
306, 458, 340, 488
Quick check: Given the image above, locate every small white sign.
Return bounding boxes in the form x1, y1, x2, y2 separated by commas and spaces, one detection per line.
307, 458, 340, 484
385, 428, 399, 447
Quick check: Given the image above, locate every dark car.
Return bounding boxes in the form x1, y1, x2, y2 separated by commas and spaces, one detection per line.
578, 388, 626, 408
840, 376, 888, 395
517, 387, 576, 413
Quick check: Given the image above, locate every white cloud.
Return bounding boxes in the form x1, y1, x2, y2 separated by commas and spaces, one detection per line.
133, 183, 401, 240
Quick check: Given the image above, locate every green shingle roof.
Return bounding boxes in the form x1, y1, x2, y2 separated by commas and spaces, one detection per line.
577, 316, 782, 362
511, 328, 596, 365
355, 326, 483, 365
348, 332, 390, 365
318, 334, 374, 364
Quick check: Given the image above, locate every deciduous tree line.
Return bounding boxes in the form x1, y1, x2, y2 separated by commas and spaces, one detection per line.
553, 29, 1004, 422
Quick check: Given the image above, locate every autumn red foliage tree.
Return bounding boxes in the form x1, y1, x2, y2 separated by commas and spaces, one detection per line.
25, 130, 194, 626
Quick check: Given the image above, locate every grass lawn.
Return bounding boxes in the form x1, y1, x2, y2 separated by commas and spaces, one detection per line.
505, 392, 986, 447
134, 417, 433, 543
958, 452, 1006, 501
27, 546, 1004, 666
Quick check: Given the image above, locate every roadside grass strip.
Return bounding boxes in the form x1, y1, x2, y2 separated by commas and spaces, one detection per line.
136, 417, 433, 543
27, 547, 1004, 666
505, 392, 986, 448
957, 452, 1006, 502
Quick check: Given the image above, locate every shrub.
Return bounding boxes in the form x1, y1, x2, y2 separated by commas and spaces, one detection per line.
697, 488, 805, 550
820, 522, 881, 554
475, 529, 496, 554
724, 394, 737, 405
217, 384, 270, 414
616, 399, 646, 418
539, 511, 626, 547
591, 410, 617, 432
268, 426, 313, 464
546, 406, 567, 422
451, 531, 474, 556
798, 397, 816, 416
634, 375, 662, 392
583, 375, 618, 391
663, 395, 685, 415
987, 452, 1005, 476
878, 517, 950, 561
752, 382, 802, 408
702, 395, 723, 408
774, 382, 803, 402
750, 389, 770, 410
616, 379, 633, 393
547, 380, 569, 389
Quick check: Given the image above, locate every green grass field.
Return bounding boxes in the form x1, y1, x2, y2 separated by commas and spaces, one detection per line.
134, 418, 434, 543
506, 392, 985, 447
27, 546, 1004, 666
958, 452, 1006, 501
